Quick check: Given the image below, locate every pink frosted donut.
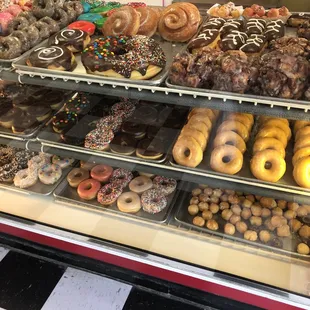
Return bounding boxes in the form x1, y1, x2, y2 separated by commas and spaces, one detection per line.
77, 178, 101, 200
5, 5, 23, 17
90, 165, 113, 183
0, 13, 14, 36
97, 183, 123, 205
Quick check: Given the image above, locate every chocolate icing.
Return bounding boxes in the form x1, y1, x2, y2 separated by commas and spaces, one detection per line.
121, 121, 147, 138
81, 35, 166, 78
110, 133, 137, 154
220, 20, 244, 37
240, 35, 266, 54
221, 31, 248, 51
136, 138, 164, 158
246, 18, 266, 35
188, 29, 220, 50
201, 17, 226, 30
265, 20, 285, 41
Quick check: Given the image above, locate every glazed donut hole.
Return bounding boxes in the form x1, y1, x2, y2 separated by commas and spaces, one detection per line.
277, 200, 287, 210
284, 210, 296, 220
241, 208, 252, 220
228, 194, 240, 204
296, 206, 308, 217
231, 204, 241, 215
199, 184, 209, 189
265, 218, 276, 231
236, 221, 248, 233
202, 210, 213, 220
260, 197, 277, 209
204, 188, 213, 196
224, 223, 235, 235
190, 197, 199, 205
299, 225, 310, 238
210, 195, 220, 204
198, 202, 209, 212
219, 201, 230, 210
297, 243, 310, 255
259, 230, 271, 243
242, 199, 253, 208
261, 208, 271, 218
251, 204, 262, 216
222, 209, 233, 221
272, 207, 283, 216
210, 203, 220, 214
224, 189, 235, 195
199, 193, 209, 202
289, 219, 302, 232
213, 189, 223, 197
244, 230, 258, 241
193, 216, 205, 227
188, 205, 199, 216
288, 202, 300, 211
206, 219, 219, 231
277, 224, 291, 237
250, 216, 262, 227
220, 194, 229, 202
246, 195, 255, 203
230, 214, 241, 225
192, 188, 202, 196
271, 215, 287, 228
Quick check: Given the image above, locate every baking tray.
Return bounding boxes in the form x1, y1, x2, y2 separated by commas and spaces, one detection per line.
169, 112, 310, 197
54, 173, 182, 224
13, 35, 186, 86
174, 182, 310, 259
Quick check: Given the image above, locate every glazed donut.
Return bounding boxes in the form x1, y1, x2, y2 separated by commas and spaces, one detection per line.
38, 164, 62, 185
259, 116, 289, 127
53, 8, 70, 29
117, 191, 141, 213
102, 6, 140, 36
210, 145, 243, 175
82, 36, 166, 80
295, 126, 310, 142
141, 189, 167, 214
84, 128, 114, 151
80, 161, 96, 170
294, 121, 310, 134
63, 1, 84, 16
33, 21, 51, 40
67, 168, 89, 187
189, 108, 217, 124
188, 114, 212, 132
97, 183, 123, 206
32, 0, 55, 18
256, 126, 288, 148
129, 176, 153, 194
250, 150, 286, 183
292, 148, 310, 166
153, 176, 177, 196
14, 169, 38, 189
226, 113, 253, 132
179, 128, 206, 151
19, 12, 37, 24
0, 36, 22, 59
158, 2, 201, 42
52, 155, 74, 169
253, 138, 286, 159
110, 168, 133, 188
136, 7, 158, 37
262, 119, 292, 141
90, 165, 113, 183
77, 178, 101, 200
293, 157, 310, 188
40, 16, 60, 34
184, 122, 209, 140
217, 120, 249, 142
10, 30, 31, 53
213, 131, 246, 154
28, 155, 49, 171
229, 112, 254, 124
172, 136, 203, 168
22, 25, 40, 47
294, 138, 310, 153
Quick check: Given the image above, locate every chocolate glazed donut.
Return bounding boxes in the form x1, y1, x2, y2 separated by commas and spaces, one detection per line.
136, 138, 164, 160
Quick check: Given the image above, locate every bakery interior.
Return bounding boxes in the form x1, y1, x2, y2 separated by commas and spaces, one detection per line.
0, 0, 310, 309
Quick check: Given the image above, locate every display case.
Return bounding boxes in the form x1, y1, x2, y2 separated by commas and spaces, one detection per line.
0, 1, 309, 309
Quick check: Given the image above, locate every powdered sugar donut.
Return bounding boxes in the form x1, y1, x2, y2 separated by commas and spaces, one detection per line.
141, 189, 167, 214
153, 176, 177, 196
14, 168, 38, 189
110, 168, 133, 188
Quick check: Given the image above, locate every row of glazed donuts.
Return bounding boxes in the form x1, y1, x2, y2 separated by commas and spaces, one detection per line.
210, 112, 254, 175
172, 107, 220, 168
250, 116, 291, 183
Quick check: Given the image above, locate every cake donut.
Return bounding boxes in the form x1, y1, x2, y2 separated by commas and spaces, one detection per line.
77, 178, 101, 200
129, 176, 153, 194
14, 168, 38, 189
153, 176, 177, 196
52, 155, 74, 169
90, 165, 113, 183
81, 35, 166, 80
141, 189, 167, 214
38, 164, 62, 185
110, 168, 133, 188
117, 192, 141, 213
67, 168, 89, 187
97, 183, 123, 206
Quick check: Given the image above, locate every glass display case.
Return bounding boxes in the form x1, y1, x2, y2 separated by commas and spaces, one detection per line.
0, 1, 309, 309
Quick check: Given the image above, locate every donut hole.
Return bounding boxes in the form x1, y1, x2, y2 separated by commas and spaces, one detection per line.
222, 156, 231, 164
264, 161, 272, 170
125, 198, 132, 203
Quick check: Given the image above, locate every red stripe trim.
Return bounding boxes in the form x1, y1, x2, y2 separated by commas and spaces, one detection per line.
0, 223, 303, 310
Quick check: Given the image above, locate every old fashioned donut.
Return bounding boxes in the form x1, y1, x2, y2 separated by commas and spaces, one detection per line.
23, 25, 40, 47
136, 7, 158, 37
217, 120, 249, 142
262, 119, 292, 141
256, 126, 288, 148
292, 148, 310, 166
141, 189, 167, 214
14, 168, 38, 189
117, 191, 141, 213
179, 128, 206, 151
213, 131, 246, 154
90, 164, 113, 183
210, 145, 243, 175
293, 157, 310, 188
52, 155, 74, 169
172, 136, 203, 168
97, 183, 123, 205
38, 163, 62, 185
187, 114, 212, 132
226, 113, 253, 132
129, 176, 153, 194
295, 126, 310, 142
294, 137, 310, 153
67, 168, 89, 187
77, 178, 101, 200
53, 8, 70, 29
0, 36, 22, 59
250, 150, 286, 183
10, 30, 31, 53
153, 176, 177, 196
33, 0, 55, 18
253, 138, 286, 159
294, 120, 310, 134
110, 168, 133, 188
81, 35, 166, 80
41, 16, 60, 34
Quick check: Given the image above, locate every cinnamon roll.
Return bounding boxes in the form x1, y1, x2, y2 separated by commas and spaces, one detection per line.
136, 7, 158, 37
158, 2, 201, 42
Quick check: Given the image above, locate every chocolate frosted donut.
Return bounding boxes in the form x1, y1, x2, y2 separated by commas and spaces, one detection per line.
136, 138, 164, 160
27, 46, 77, 71
246, 19, 266, 35
52, 111, 78, 133
110, 133, 137, 155
10, 30, 31, 53
132, 106, 158, 124
240, 34, 266, 55
221, 31, 248, 51
12, 114, 38, 133
265, 20, 285, 41
53, 8, 69, 29
220, 20, 244, 37
0, 108, 23, 128
121, 121, 147, 139
27, 105, 52, 122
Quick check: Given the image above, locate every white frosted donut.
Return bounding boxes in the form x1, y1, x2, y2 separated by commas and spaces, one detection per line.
38, 163, 62, 185
117, 191, 141, 213
52, 155, 74, 168
14, 168, 38, 189
129, 176, 153, 194
28, 155, 49, 171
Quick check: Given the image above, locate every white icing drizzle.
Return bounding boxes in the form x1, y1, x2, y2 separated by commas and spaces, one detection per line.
220, 20, 242, 32
222, 30, 248, 45
191, 29, 218, 43
35, 46, 64, 60
240, 35, 264, 51
54, 29, 83, 44
247, 19, 266, 33
265, 20, 284, 34
203, 17, 225, 28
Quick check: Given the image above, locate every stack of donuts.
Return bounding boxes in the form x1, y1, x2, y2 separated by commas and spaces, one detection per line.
250, 116, 291, 183
173, 107, 219, 168
293, 120, 310, 188
210, 113, 253, 175
68, 162, 177, 214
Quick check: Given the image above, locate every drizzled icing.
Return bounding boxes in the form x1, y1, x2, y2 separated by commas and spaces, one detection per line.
55, 29, 84, 44
221, 30, 248, 51
201, 17, 226, 30
188, 29, 219, 50
246, 18, 266, 35
35, 47, 64, 60
240, 34, 266, 53
220, 20, 244, 36
265, 20, 285, 41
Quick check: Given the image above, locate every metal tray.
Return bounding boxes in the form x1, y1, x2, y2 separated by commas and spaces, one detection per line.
13, 35, 185, 86
174, 182, 310, 259
169, 112, 310, 197
54, 173, 182, 224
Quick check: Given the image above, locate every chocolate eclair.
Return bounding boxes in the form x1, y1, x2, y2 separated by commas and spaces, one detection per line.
201, 17, 226, 31
136, 138, 164, 160
221, 31, 248, 51
265, 20, 285, 42
240, 34, 267, 56
220, 20, 245, 37
246, 18, 266, 35
188, 29, 221, 51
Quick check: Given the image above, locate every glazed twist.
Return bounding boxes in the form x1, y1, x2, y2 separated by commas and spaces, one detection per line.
136, 7, 158, 37
158, 2, 201, 42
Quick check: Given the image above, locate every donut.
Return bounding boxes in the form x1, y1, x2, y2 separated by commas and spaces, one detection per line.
28, 155, 49, 171
188, 114, 212, 132
14, 169, 38, 189
110, 134, 137, 156
226, 113, 253, 132
64, 1, 84, 16
250, 150, 286, 183
185, 122, 209, 140
68, 21, 95, 36
0, 36, 22, 59
293, 157, 310, 188
253, 138, 286, 159
40, 16, 60, 35
153, 176, 177, 196
33, 21, 51, 40
173, 136, 203, 168
121, 122, 146, 140
294, 138, 310, 153
295, 126, 310, 142
262, 119, 291, 141
129, 176, 153, 194
110, 168, 133, 188
111, 101, 136, 120
189, 108, 217, 124
38, 164, 62, 185
97, 183, 123, 206
22, 25, 40, 48
90, 165, 113, 183
52, 155, 74, 169
136, 7, 158, 37
84, 128, 114, 151
210, 145, 243, 175
67, 168, 89, 187
19, 12, 37, 24
179, 128, 207, 151
136, 138, 164, 160
0, 13, 14, 36
217, 120, 249, 142
49, 29, 91, 53
292, 148, 310, 166
0, 108, 23, 129
213, 131, 246, 154
7, 17, 29, 34
294, 120, 310, 134
77, 178, 101, 200
96, 116, 122, 133
64, 93, 91, 114
0, 147, 15, 166
33, 0, 55, 18
117, 192, 141, 213
141, 189, 167, 214
52, 111, 78, 133
53, 8, 70, 29
81, 36, 166, 80
77, 13, 102, 23
10, 30, 31, 53
0, 163, 18, 183
80, 161, 97, 170
259, 116, 289, 126
256, 126, 288, 148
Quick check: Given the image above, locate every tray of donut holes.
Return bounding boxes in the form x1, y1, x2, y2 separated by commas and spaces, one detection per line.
171, 109, 310, 197
174, 182, 310, 258
53, 161, 181, 224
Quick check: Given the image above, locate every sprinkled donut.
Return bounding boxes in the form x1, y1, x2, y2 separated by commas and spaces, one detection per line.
129, 176, 153, 194
81, 35, 166, 80
84, 128, 114, 151
153, 176, 177, 196
141, 189, 167, 214
97, 183, 123, 205
0, 146, 15, 166
110, 168, 133, 188
111, 101, 136, 120
96, 115, 122, 133
14, 169, 38, 189
38, 163, 62, 185
52, 155, 74, 169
